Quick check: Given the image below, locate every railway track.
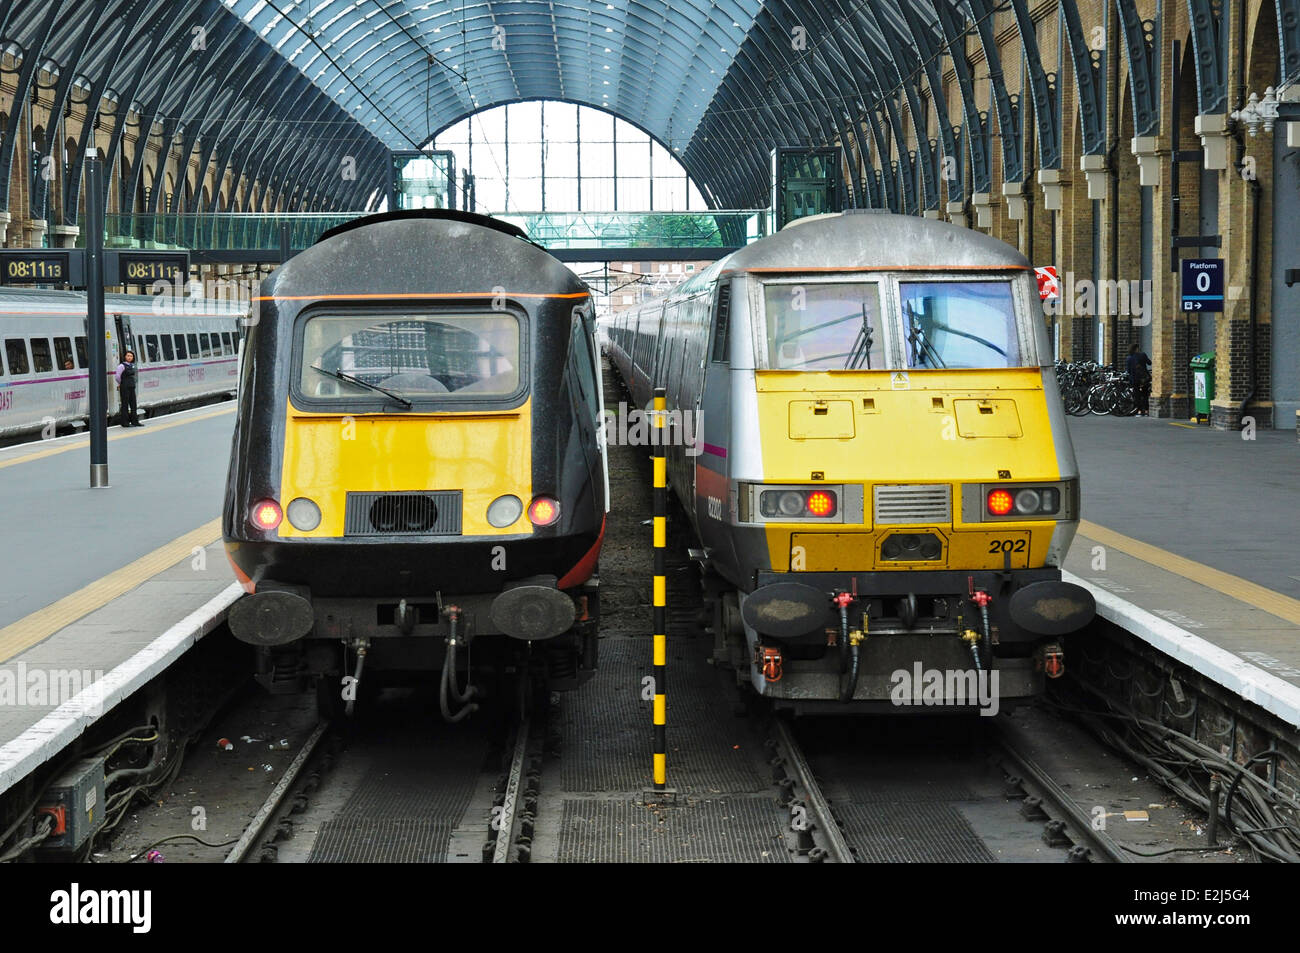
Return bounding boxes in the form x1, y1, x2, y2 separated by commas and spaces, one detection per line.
225, 721, 335, 863
767, 713, 1134, 864
991, 725, 1131, 863
488, 718, 540, 863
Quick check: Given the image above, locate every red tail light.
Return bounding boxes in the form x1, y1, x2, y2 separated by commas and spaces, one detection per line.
986, 489, 1014, 516
528, 496, 560, 526
805, 490, 836, 517
250, 499, 282, 530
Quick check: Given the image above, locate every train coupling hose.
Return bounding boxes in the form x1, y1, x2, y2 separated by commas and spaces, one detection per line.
345, 639, 369, 717
440, 606, 479, 723
830, 590, 858, 703
960, 629, 983, 671
969, 587, 993, 672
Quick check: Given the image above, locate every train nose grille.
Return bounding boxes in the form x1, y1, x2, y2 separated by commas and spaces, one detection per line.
344, 491, 462, 536
872, 484, 952, 524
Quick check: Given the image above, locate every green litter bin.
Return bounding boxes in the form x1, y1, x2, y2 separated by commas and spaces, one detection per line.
1191, 352, 1215, 422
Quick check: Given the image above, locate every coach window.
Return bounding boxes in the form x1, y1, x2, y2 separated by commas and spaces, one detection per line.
186, 333, 199, 358
222, 332, 234, 355
74, 336, 88, 368
174, 334, 188, 359
762, 282, 885, 371
54, 337, 74, 370
146, 335, 161, 363
297, 312, 523, 405
710, 284, 732, 362
31, 338, 53, 373
199, 333, 211, 357
137, 335, 147, 363
5, 340, 28, 374
898, 281, 1023, 369
160, 335, 175, 360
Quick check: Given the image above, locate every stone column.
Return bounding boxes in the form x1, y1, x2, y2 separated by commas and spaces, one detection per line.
50, 225, 80, 248
24, 219, 48, 247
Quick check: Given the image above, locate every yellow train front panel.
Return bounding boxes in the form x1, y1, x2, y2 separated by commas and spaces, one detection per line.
751, 367, 1069, 573
276, 399, 532, 539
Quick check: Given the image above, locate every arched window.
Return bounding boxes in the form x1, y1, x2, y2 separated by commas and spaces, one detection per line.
432, 101, 705, 214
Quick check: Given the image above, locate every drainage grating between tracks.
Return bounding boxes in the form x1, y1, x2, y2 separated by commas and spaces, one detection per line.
308, 738, 483, 863
560, 635, 764, 794
833, 801, 997, 863
554, 797, 789, 863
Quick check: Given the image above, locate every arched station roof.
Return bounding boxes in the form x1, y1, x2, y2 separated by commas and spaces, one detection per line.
1, 0, 1295, 220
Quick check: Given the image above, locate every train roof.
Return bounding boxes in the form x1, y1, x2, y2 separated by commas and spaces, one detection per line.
263, 213, 589, 303
720, 210, 1030, 275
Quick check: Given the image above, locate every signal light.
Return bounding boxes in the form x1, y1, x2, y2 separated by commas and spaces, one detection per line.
805, 490, 836, 517
528, 496, 560, 526
250, 499, 282, 530
986, 489, 1014, 516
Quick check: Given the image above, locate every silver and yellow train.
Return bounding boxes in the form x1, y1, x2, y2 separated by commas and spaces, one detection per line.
605, 210, 1095, 712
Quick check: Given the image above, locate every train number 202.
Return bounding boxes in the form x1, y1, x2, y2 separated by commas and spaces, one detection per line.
988, 538, 1027, 554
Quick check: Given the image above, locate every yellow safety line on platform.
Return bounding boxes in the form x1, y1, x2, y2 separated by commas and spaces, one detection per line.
1077, 520, 1300, 626
0, 519, 222, 662
0, 405, 234, 470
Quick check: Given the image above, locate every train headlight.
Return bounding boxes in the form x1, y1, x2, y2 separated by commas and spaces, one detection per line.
250, 498, 282, 530
1014, 489, 1041, 514
778, 491, 805, 516
487, 494, 523, 528
286, 497, 321, 531
528, 496, 560, 526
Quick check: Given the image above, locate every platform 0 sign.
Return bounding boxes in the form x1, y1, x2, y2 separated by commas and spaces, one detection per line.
1180, 258, 1224, 312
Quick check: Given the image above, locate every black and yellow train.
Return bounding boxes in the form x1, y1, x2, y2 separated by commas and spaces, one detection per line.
222, 210, 607, 719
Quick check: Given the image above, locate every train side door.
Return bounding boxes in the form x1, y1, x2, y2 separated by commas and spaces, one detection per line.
86, 315, 121, 417
695, 283, 734, 562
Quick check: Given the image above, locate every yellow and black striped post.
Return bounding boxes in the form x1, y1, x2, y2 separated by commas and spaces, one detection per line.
651, 386, 668, 791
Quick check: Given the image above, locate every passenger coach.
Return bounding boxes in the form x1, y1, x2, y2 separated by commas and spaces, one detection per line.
606, 210, 1095, 712
223, 210, 606, 719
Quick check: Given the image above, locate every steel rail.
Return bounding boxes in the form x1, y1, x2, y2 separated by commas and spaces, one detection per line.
224, 721, 330, 863
492, 718, 531, 864
773, 718, 855, 863
994, 731, 1132, 863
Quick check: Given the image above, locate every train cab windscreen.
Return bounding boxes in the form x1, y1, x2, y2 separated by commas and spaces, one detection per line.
762, 282, 885, 370
900, 280, 1024, 369
298, 313, 521, 403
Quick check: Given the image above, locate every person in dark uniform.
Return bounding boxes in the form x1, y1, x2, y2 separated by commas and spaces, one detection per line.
1126, 343, 1151, 416
114, 350, 143, 426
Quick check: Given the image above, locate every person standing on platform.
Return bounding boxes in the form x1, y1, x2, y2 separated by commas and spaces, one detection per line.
1126, 343, 1151, 417
114, 350, 143, 427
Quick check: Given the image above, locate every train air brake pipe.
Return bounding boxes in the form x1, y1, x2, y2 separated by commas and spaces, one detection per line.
439, 606, 478, 723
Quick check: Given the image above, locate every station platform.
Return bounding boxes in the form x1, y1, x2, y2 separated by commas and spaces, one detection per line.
0, 404, 240, 792
2, 398, 1297, 800
1063, 414, 1300, 729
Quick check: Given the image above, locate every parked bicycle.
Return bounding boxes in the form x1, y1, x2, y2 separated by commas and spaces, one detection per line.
1053, 361, 1140, 417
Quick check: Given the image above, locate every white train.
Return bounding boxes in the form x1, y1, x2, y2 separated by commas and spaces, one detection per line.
0, 287, 246, 439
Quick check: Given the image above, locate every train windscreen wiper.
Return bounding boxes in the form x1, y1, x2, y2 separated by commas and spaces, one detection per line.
310, 364, 413, 409
844, 304, 874, 370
